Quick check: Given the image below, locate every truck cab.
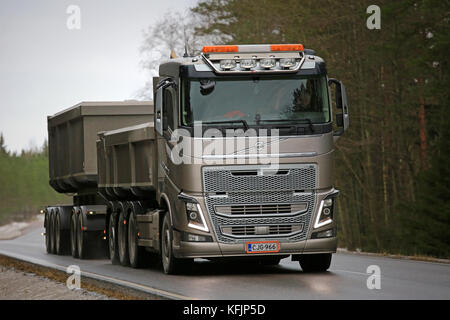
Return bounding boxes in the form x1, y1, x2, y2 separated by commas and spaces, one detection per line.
153, 44, 349, 273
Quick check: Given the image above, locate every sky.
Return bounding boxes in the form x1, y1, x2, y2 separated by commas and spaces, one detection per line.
0, 0, 198, 153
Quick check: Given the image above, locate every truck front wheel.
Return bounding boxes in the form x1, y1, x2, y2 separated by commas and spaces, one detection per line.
128, 212, 145, 268
299, 253, 332, 272
161, 213, 183, 274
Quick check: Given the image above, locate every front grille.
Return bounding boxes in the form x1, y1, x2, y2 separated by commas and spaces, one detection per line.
221, 224, 304, 238
215, 203, 307, 217
202, 164, 317, 243
203, 164, 317, 193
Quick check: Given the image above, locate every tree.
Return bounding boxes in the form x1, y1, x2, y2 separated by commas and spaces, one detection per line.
137, 10, 214, 100
0, 133, 8, 155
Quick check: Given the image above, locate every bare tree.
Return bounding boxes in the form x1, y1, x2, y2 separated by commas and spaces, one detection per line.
136, 10, 212, 100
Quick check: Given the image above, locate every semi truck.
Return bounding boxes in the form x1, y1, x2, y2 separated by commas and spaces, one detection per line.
43, 44, 349, 274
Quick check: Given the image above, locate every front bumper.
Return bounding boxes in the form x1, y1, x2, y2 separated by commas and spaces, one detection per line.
172, 186, 339, 259
172, 229, 337, 259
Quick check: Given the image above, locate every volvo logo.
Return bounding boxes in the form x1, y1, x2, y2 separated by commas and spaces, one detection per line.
255, 141, 266, 151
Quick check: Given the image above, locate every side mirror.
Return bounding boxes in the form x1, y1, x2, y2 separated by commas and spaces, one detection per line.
328, 78, 349, 136
200, 79, 215, 96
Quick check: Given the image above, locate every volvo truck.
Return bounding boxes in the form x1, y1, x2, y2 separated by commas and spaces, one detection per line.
43, 44, 349, 274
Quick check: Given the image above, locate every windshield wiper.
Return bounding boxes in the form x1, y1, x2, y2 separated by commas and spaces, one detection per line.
200, 120, 249, 131
258, 119, 315, 133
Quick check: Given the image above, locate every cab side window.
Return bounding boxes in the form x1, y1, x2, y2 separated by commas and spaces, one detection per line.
163, 88, 175, 131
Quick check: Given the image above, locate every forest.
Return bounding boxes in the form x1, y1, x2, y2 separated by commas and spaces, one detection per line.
0, 136, 67, 225
0, 0, 448, 258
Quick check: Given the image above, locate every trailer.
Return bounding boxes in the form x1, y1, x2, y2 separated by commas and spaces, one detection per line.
44, 44, 349, 274
44, 101, 153, 257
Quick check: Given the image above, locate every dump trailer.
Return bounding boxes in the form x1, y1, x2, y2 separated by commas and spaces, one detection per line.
44, 43, 349, 274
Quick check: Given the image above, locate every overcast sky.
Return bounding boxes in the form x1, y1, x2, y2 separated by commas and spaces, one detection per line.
0, 0, 198, 153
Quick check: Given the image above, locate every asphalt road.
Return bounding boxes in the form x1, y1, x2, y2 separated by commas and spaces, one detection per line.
0, 224, 449, 300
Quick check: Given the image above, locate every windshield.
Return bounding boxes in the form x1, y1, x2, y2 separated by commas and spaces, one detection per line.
181, 76, 330, 126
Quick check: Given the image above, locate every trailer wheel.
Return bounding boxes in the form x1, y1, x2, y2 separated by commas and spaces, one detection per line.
161, 213, 185, 274
45, 211, 52, 254
128, 212, 145, 268
118, 210, 129, 266
77, 212, 89, 259
70, 213, 78, 258
299, 253, 332, 272
54, 212, 63, 255
108, 214, 120, 265
49, 211, 56, 254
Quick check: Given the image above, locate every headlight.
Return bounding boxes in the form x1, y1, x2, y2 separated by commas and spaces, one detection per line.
178, 193, 209, 232
314, 197, 334, 229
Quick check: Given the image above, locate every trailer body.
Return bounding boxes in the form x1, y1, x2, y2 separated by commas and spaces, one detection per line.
48, 101, 153, 194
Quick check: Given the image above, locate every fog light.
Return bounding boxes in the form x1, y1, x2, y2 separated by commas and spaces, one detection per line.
323, 198, 333, 207
181, 232, 213, 242
220, 59, 236, 70
323, 207, 331, 216
312, 229, 334, 239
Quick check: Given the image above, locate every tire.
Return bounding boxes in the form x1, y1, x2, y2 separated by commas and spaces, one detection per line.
117, 210, 129, 266
70, 213, 78, 258
54, 211, 62, 255
77, 212, 89, 259
49, 211, 56, 254
108, 214, 120, 265
299, 253, 332, 272
161, 213, 186, 274
128, 212, 145, 268
45, 211, 52, 254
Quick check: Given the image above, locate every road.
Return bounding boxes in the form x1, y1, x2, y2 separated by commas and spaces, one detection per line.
0, 224, 449, 300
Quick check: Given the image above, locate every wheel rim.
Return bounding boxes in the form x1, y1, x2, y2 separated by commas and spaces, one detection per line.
162, 219, 170, 270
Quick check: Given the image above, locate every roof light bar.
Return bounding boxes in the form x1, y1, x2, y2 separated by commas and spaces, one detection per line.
202, 44, 304, 54
270, 44, 304, 52
200, 43, 307, 74
202, 45, 239, 53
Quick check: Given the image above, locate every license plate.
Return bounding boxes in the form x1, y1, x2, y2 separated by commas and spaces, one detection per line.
246, 241, 279, 253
